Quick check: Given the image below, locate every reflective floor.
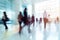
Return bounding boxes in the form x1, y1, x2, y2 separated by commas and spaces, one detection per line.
0, 21, 60, 40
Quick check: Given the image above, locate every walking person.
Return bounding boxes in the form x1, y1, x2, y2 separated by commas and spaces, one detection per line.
2, 11, 9, 30
18, 12, 23, 34
43, 10, 48, 30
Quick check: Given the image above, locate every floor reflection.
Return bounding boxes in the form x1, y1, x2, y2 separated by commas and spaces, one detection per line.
0, 22, 60, 40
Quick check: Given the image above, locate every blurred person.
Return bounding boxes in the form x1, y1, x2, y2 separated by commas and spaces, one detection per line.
39, 18, 42, 24
2, 11, 9, 30
22, 7, 31, 33
43, 10, 48, 30
36, 18, 38, 22
55, 17, 60, 40
23, 7, 28, 26
56, 17, 59, 22
55, 17, 60, 32
47, 14, 51, 31
27, 15, 31, 33
18, 12, 23, 33
31, 14, 35, 27
39, 18, 42, 30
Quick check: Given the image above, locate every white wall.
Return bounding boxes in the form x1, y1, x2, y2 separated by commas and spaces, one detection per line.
35, 0, 59, 19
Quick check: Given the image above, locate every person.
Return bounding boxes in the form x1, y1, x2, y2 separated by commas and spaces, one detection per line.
55, 17, 60, 32
36, 18, 38, 22
27, 15, 31, 33
23, 7, 28, 26
18, 12, 23, 26
18, 12, 23, 33
43, 10, 48, 30
39, 18, 42, 24
2, 11, 9, 30
31, 14, 35, 27
47, 14, 51, 31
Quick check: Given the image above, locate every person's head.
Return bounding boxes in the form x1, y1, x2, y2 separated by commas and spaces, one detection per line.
20, 12, 22, 15
24, 7, 27, 11
32, 14, 34, 16
3, 11, 7, 16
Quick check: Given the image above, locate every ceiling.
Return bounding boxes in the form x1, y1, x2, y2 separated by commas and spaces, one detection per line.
21, 0, 48, 5
0, 0, 48, 10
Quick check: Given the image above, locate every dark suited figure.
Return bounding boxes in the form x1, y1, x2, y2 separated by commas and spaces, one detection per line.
2, 12, 9, 30
23, 8, 28, 25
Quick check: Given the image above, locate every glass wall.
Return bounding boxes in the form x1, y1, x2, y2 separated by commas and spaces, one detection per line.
0, 0, 15, 24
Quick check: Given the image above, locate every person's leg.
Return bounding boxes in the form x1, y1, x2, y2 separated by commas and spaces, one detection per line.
19, 21, 21, 26
44, 23, 46, 29
33, 22, 35, 27
28, 25, 30, 33
3, 21, 8, 29
19, 26, 22, 34
19, 21, 22, 34
44, 18, 46, 30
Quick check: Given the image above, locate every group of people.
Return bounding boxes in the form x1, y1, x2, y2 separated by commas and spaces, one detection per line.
18, 8, 35, 33
18, 8, 50, 34
1, 7, 35, 34
1, 7, 60, 34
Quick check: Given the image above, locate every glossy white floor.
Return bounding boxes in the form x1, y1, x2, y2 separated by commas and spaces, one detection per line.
0, 21, 60, 40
